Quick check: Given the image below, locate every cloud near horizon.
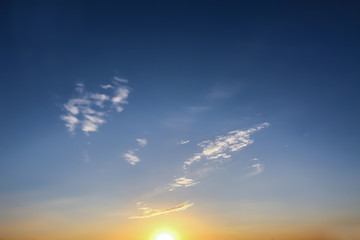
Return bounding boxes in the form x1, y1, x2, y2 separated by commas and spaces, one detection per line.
130, 201, 194, 219
60, 77, 130, 134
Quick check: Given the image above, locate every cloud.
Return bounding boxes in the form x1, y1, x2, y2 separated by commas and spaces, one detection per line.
184, 122, 270, 169
169, 177, 197, 191
165, 123, 270, 192
75, 82, 84, 93
112, 88, 129, 104
60, 115, 79, 133
131, 123, 269, 217
123, 149, 140, 165
247, 163, 264, 177
100, 84, 113, 89
60, 79, 130, 134
187, 106, 211, 113
131, 201, 194, 219
136, 138, 147, 147
179, 140, 190, 145
113, 76, 128, 83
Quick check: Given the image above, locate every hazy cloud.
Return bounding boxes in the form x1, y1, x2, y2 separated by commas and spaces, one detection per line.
131, 201, 194, 219
100, 84, 113, 89
179, 140, 190, 145
187, 106, 211, 113
75, 82, 84, 94
247, 163, 264, 177
83, 150, 90, 163
61, 78, 130, 134
208, 88, 234, 100
136, 138, 147, 147
123, 149, 140, 165
113, 76, 128, 83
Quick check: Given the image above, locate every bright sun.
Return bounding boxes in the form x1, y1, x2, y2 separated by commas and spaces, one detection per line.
155, 233, 175, 240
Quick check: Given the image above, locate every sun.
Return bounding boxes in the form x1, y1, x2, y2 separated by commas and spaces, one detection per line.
155, 233, 175, 240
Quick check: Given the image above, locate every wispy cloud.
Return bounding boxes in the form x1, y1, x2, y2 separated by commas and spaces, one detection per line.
178, 140, 190, 145
132, 123, 269, 217
247, 163, 264, 177
61, 77, 130, 134
136, 138, 147, 147
208, 88, 235, 100
163, 123, 270, 192
123, 149, 140, 165
184, 122, 270, 169
113, 76, 128, 84
131, 201, 194, 219
169, 177, 197, 191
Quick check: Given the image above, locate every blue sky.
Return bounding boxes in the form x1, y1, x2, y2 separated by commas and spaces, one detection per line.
0, 1, 360, 239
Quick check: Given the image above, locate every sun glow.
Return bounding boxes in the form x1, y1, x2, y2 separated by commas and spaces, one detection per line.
155, 233, 175, 240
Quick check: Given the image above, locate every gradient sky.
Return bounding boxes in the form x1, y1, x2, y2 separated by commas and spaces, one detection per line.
1, 1, 360, 240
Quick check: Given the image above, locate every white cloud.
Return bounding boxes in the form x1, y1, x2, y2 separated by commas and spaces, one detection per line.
184, 122, 270, 169
123, 149, 140, 165
136, 138, 147, 147
61, 79, 130, 134
60, 115, 79, 133
169, 177, 197, 191
112, 88, 129, 104
82, 120, 99, 133
131, 201, 193, 219
90, 93, 110, 107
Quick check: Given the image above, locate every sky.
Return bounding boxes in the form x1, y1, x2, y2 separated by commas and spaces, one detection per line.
0, 1, 360, 239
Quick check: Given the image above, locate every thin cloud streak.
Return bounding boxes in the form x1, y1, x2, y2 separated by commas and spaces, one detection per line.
130, 201, 194, 219
179, 140, 190, 144
136, 138, 147, 147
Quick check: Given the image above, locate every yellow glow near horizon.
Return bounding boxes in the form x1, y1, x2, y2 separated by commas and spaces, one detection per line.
155, 233, 175, 240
